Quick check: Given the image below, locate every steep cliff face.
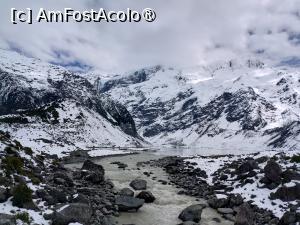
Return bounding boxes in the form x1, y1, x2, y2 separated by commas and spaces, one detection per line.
95, 60, 300, 150
0, 50, 144, 155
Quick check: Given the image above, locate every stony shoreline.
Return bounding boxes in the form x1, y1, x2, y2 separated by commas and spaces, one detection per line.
0, 132, 299, 225
139, 151, 300, 225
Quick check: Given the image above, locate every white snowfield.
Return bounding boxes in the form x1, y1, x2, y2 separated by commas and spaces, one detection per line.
91, 59, 300, 150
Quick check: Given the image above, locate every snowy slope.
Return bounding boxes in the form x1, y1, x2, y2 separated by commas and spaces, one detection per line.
0, 49, 145, 156
94, 60, 300, 150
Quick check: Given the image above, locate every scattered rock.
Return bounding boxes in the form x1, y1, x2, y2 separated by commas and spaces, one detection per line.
129, 179, 147, 190
270, 183, 300, 201
282, 170, 300, 183
82, 160, 105, 175
0, 213, 16, 225
119, 188, 134, 197
208, 196, 229, 209
178, 204, 206, 222
115, 195, 144, 212
178, 221, 199, 225
52, 203, 92, 225
217, 208, 234, 214
264, 160, 282, 184
237, 160, 258, 174
81, 160, 105, 184
234, 203, 255, 225
278, 211, 299, 225
0, 188, 8, 203
136, 191, 156, 203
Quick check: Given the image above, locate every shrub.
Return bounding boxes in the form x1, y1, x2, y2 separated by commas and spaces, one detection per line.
2, 156, 24, 175
0, 116, 29, 124
12, 184, 33, 207
23, 147, 33, 156
15, 212, 31, 224
291, 154, 300, 163
24, 171, 41, 185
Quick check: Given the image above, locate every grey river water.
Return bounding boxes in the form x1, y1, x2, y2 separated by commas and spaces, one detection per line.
67, 152, 234, 225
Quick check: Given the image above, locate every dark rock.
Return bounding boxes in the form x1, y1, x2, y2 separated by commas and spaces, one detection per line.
282, 170, 300, 183
264, 160, 282, 183
234, 203, 255, 225
0, 213, 16, 225
178, 204, 206, 222
115, 195, 144, 212
208, 196, 229, 209
129, 179, 147, 190
278, 211, 298, 225
237, 160, 258, 174
47, 188, 68, 204
177, 221, 199, 225
217, 208, 234, 214
53, 172, 74, 187
229, 194, 243, 207
85, 172, 105, 184
81, 160, 105, 184
270, 183, 300, 201
118, 163, 128, 169
82, 160, 105, 175
52, 203, 92, 225
0, 188, 8, 203
119, 188, 134, 197
255, 156, 269, 164
136, 191, 156, 203
72, 194, 90, 204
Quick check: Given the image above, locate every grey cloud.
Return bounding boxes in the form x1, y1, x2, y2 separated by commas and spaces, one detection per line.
0, 0, 300, 72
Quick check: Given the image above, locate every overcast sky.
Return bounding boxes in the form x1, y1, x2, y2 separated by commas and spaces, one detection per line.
0, 0, 300, 72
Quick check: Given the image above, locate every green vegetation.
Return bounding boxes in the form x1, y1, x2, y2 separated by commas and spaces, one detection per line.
23, 171, 41, 185
0, 175, 11, 186
23, 147, 33, 156
12, 184, 33, 208
291, 154, 300, 163
4, 146, 19, 155
0, 116, 29, 124
2, 156, 24, 175
15, 212, 31, 224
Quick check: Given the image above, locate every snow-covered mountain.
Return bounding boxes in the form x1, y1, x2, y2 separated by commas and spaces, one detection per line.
94, 60, 300, 150
0, 49, 145, 156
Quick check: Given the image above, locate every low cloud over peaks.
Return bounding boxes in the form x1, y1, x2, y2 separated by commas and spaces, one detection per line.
1, 0, 300, 72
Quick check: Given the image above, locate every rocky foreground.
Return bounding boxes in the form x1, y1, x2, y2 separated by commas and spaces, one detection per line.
141, 151, 300, 225
0, 128, 299, 225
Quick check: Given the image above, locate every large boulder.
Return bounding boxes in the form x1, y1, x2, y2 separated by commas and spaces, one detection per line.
0, 214, 16, 225
81, 160, 105, 184
129, 179, 147, 190
207, 195, 229, 209
53, 172, 74, 187
119, 188, 134, 197
270, 183, 300, 201
264, 160, 282, 183
81, 160, 105, 175
234, 203, 255, 225
178, 204, 206, 223
282, 170, 300, 183
278, 211, 299, 225
136, 191, 156, 203
237, 160, 258, 174
115, 195, 144, 212
52, 203, 92, 225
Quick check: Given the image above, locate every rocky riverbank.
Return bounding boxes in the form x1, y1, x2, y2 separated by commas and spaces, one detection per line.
0, 130, 299, 225
140, 151, 300, 225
